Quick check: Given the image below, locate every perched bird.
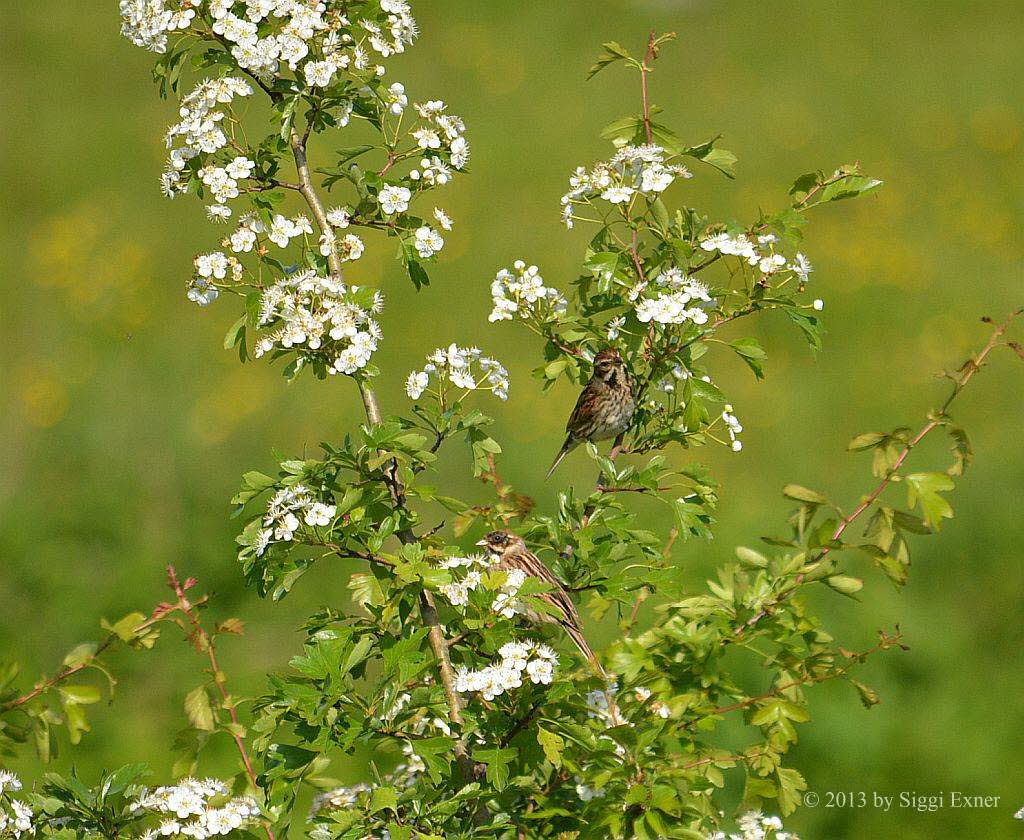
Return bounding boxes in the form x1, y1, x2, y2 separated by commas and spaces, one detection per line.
546, 348, 635, 479
477, 529, 602, 673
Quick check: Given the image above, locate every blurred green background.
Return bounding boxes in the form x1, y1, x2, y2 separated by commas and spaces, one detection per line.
2, 0, 1023, 836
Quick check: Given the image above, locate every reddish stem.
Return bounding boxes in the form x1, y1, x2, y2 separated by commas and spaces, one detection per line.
167, 567, 277, 840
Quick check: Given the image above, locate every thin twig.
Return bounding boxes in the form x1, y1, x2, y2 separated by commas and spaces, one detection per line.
166, 566, 276, 840
731, 309, 1022, 641
0, 637, 117, 712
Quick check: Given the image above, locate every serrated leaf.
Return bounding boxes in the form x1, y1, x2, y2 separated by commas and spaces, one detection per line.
537, 727, 564, 768
184, 686, 215, 732
905, 472, 955, 530
587, 41, 634, 79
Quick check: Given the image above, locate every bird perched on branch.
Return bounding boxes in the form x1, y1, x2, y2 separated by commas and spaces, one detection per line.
546, 348, 635, 479
477, 529, 602, 674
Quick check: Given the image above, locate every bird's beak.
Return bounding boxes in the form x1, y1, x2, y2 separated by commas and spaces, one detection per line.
475, 539, 488, 547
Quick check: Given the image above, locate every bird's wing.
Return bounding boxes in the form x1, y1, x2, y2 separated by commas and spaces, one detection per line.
518, 550, 581, 627
564, 382, 595, 436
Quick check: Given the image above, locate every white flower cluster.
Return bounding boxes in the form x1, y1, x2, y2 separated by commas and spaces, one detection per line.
707, 810, 799, 840
1016, 805, 1024, 820
434, 554, 526, 617
488, 260, 567, 324
700, 232, 813, 283
119, 0, 195, 53
254, 271, 383, 375
0, 771, 33, 839
722, 404, 743, 452
435, 554, 489, 607
131, 777, 261, 839
202, 0, 417, 83
560, 144, 692, 228
189, 250, 245, 305
254, 484, 336, 556
454, 641, 558, 701
161, 77, 254, 200
408, 100, 470, 172
405, 344, 510, 401
632, 267, 714, 327
0, 772, 21, 797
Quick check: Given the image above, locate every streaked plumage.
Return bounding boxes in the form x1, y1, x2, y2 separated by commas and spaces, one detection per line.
547, 348, 635, 479
477, 530, 602, 673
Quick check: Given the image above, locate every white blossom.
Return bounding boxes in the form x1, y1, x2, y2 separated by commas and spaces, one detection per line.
433, 207, 453, 230
413, 226, 444, 258
254, 271, 382, 377
386, 82, 408, 114
304, 502, 336, 527
131, 777, 261, 838
790, 252, 813, 282
561, 144, 690, 216
406, 344, 509, 402
338, 233, 365, 262
304, 59, 336, 88
633, 268, 714, 326
722, 404, 744, 452
326, 206, 351, 228
575, 777, 606, 801
378, 185, 411, 215
489, 260, 567, 323
0, 771, 21, 796
455, 639, 559, 701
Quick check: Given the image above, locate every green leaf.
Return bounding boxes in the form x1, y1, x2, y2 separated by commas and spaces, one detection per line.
474, 747, 517, 791
370, 786, 398, 814
776, 767, 808, 815
824, 575, 864, 598
537, 727, 564, 769
820, 175, 883, 203
681, 137, 737, 178
58, 685, 101, 705
407, 259, 430, 290
411, 737, 453, 784
782, 484, 828, 505
62, 643, 98, 668
223, 314, 246, 350
729, 337, 767, 380
847, 432, 886, 451
735, 546, 769, 568
905, 471, 955, 530
587, 41, 634, 79
852, 680, 880, 708
184, 686, 215, 732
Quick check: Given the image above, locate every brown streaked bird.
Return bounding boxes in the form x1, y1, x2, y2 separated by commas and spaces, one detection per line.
477, 529, 603, 674
546, 348, 635, 479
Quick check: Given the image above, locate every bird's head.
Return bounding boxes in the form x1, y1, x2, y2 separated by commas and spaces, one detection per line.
476, 530, 526, 559
592, 348, 626, 384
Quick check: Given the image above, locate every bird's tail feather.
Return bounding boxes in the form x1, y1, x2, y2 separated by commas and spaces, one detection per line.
563, 622, 623, 725
545, 439, 576, 481
563, 622, 604, 677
